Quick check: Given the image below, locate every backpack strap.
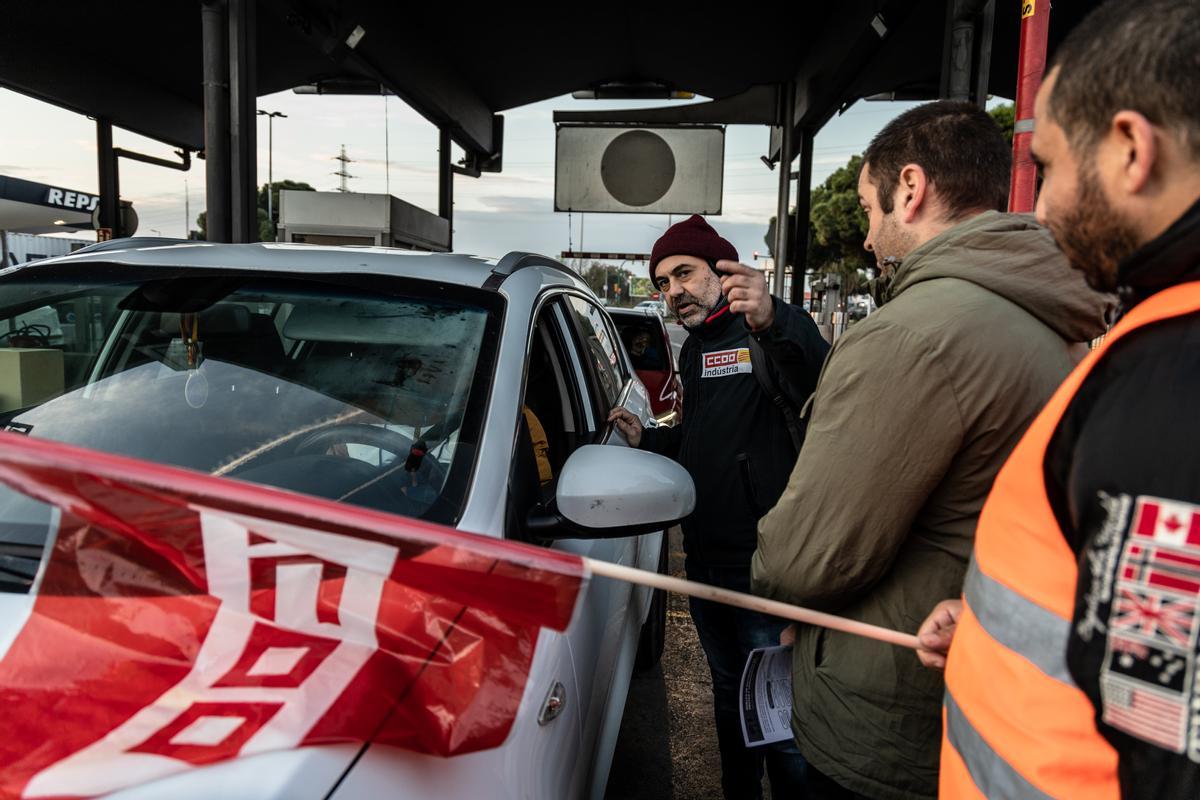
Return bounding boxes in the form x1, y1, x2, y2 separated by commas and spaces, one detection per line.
746, 335, 804, 453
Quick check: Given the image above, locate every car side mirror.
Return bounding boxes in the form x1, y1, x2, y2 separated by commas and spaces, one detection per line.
527, 445, 694, 540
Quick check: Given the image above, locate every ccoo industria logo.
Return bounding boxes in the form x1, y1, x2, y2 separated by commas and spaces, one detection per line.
701, 348, 752, 379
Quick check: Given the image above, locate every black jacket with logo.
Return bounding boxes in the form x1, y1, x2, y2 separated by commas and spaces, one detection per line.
1049, 199, 1200, 799
639, 297, 828, 567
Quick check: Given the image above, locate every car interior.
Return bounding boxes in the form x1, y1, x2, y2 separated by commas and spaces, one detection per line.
508, 302, 597, 542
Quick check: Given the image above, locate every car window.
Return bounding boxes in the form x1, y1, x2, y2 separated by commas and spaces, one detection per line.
613, 315, 669, 372
0, 267, 502, 592
566, 296, 624, 410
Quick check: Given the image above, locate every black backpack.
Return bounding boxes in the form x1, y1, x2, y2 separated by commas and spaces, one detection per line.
746, 335, 805, 454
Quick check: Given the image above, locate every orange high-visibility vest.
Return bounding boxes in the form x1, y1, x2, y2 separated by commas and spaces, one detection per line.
941, 281, 1200, 799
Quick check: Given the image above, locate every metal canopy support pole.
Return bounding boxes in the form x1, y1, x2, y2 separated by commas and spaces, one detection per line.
947, 2, 976, 102
228, 0, 257, 242
96, 118, 120, 238
439, 127, 453, 252
772, 83, 795, 298
201, 0, 231, 243
940, 0, 994, 108
974, 0, 996, 110
1009, 0, 1050, 212
789, 128, 814, 307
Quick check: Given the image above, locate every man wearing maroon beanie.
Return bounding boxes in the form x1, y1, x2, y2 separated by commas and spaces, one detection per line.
609, 214, 828, 800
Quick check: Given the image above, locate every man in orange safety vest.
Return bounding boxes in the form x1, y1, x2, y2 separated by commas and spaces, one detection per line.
917, 1, 1200, 798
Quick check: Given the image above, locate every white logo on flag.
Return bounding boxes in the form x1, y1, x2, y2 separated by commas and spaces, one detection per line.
24, 508, 399, 797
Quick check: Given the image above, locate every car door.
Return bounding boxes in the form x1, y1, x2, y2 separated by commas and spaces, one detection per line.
556, 296, 658, 786
509, 292, 657, 796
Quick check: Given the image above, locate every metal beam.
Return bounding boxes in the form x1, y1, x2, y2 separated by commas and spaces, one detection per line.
96, 119, 120, 238
790, 128, 815, 307
940, 0, 995, 106
113, 148, 192, 173
974, 0, 996, 110
439, 128, 453, 252
228, 0, 258, 242
772, 85, 795, 298
278, 1, 496, 156
771, 0, 921, 160
0, 65, 203, 152
201, 0, 231, 243
552, 85, 779, 126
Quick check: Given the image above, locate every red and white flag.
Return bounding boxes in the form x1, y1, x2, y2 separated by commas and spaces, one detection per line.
0, 433, 586, 799
1132, 496, 1200, 550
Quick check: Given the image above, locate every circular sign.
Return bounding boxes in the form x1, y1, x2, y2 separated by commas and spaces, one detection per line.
91, 203, 140, 236
601, 130, 675, 207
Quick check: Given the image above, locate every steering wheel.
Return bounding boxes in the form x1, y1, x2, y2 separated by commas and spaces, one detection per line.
294, 422, 415, 458
293, 422, 449, 494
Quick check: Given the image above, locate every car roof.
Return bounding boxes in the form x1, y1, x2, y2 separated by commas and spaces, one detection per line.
607, 306, 665, 319
0, 239, 591, 294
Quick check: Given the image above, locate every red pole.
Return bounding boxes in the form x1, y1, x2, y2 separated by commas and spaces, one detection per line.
1008, 0, 1052, 212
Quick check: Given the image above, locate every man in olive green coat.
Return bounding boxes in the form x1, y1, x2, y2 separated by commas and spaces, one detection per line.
751, 101, 1110, 800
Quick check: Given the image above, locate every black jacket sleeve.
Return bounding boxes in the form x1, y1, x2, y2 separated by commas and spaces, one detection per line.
638, 336, 690, 459
749, 296, 830, 408
1053, 314, 1200, 800
639, 417, 682, 458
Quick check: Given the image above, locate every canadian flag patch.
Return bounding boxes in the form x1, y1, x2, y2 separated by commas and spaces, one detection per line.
702, 348, 752, 378
1131, 496, 1200, 551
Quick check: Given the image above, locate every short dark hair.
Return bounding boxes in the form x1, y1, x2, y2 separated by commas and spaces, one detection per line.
861, 100, 1011, 218
1048, 0, 1200, 158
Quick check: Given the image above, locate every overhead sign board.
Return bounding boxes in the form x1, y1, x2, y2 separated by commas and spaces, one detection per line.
555, 125, 724, 215
0, 175, 101, 234
45, 187, 100, 211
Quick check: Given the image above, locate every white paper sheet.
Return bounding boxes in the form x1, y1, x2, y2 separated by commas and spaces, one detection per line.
739, 645, 794, 747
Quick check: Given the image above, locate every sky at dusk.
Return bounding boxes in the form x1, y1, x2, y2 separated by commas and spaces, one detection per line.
0, 87, 932, 265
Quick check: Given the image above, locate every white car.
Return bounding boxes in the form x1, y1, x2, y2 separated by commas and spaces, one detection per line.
633, 299, 667, 316
0, 240, 692, 799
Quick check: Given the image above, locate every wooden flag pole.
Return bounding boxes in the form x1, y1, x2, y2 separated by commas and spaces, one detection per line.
583, 556, 921, 651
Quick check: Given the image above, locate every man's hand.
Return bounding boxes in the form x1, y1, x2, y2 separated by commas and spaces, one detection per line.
916, 599, 963, 670
779, 624, 796, 647
607, 407, 644, 448
716, 260, 774, 332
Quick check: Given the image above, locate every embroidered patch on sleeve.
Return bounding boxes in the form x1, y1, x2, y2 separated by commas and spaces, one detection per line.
701, 348, 751, 378
1100, 495, 1200, 757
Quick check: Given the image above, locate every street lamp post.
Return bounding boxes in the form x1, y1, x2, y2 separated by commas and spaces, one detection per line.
257, 110, 287, 234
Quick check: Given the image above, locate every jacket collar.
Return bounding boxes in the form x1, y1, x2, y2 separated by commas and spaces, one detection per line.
1117, 197, 1200, 312
687, 295, 740, 341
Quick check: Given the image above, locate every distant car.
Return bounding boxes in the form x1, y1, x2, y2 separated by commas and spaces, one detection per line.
608, 307, 682, 427
633, 299, 666, 316
0, 240, 692, 799
847, 294, 875, 321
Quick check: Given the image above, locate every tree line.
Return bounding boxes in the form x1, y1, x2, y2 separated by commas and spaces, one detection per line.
766, 103, 1014, 295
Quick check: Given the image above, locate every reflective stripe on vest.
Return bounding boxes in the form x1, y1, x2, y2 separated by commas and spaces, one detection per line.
962, 560, 1075, 687
942, 281, 1200, 800
944, 690, 1056, 800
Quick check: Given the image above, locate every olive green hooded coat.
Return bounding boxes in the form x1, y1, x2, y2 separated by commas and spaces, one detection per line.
751, 211, 1110, 799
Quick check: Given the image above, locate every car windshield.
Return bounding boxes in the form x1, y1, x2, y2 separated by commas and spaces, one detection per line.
0, 265, 501, 591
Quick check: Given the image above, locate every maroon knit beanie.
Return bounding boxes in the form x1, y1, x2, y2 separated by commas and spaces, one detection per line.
648, 214, 738, 284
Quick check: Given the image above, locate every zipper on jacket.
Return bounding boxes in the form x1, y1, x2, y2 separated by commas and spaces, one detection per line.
736, 453, 765, 518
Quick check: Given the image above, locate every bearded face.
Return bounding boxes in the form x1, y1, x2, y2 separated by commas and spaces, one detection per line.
1043, 161, 1141, 293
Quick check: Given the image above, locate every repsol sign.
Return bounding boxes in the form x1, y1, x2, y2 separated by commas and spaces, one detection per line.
45, 188, 100, 211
